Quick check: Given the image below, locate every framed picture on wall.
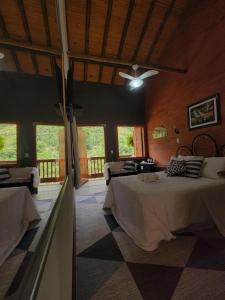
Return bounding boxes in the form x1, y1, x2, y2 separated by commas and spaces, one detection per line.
187, 94, 221, 130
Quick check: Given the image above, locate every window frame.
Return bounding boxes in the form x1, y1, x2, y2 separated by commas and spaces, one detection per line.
33, 122, 65, 164
0, 121, 19, 167
116, 124, 148, 160
77, 124, 107, 157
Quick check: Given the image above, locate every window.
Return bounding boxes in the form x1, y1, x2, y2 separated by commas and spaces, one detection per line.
35, 124, 65, 182
117, 126, 146, 158
0, 123, 18, 165
77, 126, 106, 179
36, 125, 64, 160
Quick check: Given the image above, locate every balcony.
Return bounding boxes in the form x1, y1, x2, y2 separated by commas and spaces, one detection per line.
37, 157, 105, 182
80, 156, 105, 179
37, 159, 65, 183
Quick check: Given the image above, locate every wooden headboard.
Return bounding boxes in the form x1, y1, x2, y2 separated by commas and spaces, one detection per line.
176, 134, 222, 157
176, 146, 192, 156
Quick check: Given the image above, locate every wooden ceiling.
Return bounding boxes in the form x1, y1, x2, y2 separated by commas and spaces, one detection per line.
0, 0, 190, 85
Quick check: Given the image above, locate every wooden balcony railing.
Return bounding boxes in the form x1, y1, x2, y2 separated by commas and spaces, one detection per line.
0, 160, 18, 166
37, 159, 65, 183
80, 156, 105, 178
87, 156, 105, 177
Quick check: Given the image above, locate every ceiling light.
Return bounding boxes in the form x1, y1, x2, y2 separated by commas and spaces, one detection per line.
129, 78, 143, 89
0, 52, 5, 59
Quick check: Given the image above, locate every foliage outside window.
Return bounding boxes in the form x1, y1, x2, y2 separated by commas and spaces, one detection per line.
36, 125, 64, 160
0, 123, 18, 164
36, 125, 65, 180
117, 126, 145, 158
79, 126, 105, 157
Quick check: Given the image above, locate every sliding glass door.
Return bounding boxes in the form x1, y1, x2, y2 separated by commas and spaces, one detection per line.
35, 124, 65, 182
77, 126, 106, 181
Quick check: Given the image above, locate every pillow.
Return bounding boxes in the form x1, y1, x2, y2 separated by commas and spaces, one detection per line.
165, 156, 177, 173
0, 168, 10, 181
8, 167, 32, 179
107, 162, 124, 172
170, 155, 178, 161
166, 160, 186, 176
201, 157, 225, 179
178, 155, 204, 161
183, 159, 203, 178
124, 161, 137, 171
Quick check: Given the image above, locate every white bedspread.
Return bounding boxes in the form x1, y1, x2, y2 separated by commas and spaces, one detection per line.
103, 172, 225, 251
0, 187, 40, 266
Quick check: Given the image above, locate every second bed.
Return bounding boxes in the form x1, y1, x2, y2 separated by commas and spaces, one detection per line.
103, 172, 225, 251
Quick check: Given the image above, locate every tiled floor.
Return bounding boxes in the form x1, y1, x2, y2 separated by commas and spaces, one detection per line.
0, 184, 61, 299
76, 179, 225, 300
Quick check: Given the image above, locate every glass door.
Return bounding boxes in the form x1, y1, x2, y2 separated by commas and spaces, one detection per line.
77, 126, 106, 181
35, 124, 65, 182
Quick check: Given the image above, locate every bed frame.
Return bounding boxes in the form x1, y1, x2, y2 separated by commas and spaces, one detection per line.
176, 134, 223, 157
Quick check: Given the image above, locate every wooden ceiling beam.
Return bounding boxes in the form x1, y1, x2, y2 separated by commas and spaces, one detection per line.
41, 0, 51, 46
17, 0, 32, 42
70, 53, 187, 74
11, 51, 22, 72
17, 0, 39, 74
0, 13, 22, 73
41, 0, 55, 76
117, 0, 135, 59
145, 0, 176, 63
98, 0, 113, 83
131, 0, 156, 61
0, 39, 187, 74
85, 0, 91, 54
111, 0, 135, 84
84, 0, 91, 82
0, 38, 61, 56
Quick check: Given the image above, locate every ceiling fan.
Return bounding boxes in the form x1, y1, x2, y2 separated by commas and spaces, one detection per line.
119, 64, 159, 89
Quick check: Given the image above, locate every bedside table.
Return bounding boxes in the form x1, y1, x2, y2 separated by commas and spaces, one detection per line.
139, 162, 155, 173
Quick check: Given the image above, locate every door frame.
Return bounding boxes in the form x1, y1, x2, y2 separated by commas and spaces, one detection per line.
33, 122, 65, 182
77, 124, 107, 178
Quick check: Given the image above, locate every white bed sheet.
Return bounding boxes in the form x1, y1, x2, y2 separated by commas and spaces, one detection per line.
0, 187, 40, 266
103, 172, 225, 251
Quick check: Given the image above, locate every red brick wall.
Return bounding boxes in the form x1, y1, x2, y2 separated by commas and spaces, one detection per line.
145, 0, 225, 166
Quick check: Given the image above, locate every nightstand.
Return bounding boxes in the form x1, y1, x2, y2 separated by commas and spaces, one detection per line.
139, 162, 155, 173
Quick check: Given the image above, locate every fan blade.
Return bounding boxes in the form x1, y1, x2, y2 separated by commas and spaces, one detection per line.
119, 72, 135, 80
139, 70, 159, 80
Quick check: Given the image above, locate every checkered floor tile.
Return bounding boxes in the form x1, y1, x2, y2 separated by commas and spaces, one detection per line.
76, 179, 225, 300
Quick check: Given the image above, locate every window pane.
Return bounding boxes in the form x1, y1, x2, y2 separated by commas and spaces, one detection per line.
117, 126, 145, 158
80, 126, 105, 157
0, 124, 17, 163
118, 127, 135, 157
36, 125, 64, 160
36, 125, 65, 182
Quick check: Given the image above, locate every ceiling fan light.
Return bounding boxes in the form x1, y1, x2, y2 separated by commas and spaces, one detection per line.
129, 78, 143, 89
0, 52, 5, 59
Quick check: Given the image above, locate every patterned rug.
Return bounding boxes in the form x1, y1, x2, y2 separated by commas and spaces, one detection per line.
76, 180, 225, 300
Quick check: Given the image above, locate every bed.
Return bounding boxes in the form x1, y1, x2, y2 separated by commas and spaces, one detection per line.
0, 186, 40, 266
103, 135, 225, 251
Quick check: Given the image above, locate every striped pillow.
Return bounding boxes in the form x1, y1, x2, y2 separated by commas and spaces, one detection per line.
184, 160, 203, 178
0, 168, 10, 181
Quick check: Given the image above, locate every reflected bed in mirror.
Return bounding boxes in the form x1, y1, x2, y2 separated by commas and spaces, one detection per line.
0, 58, 67, 298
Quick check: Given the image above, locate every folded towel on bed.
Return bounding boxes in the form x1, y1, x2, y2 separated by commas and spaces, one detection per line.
137, 173, 159, 183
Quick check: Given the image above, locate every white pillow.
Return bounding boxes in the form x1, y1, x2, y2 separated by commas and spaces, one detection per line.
178, 155, 204, 161
201, 157, 225, 179
108, 161, 124, 171
9, 167, 32, 179
170, 155, 178, 161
